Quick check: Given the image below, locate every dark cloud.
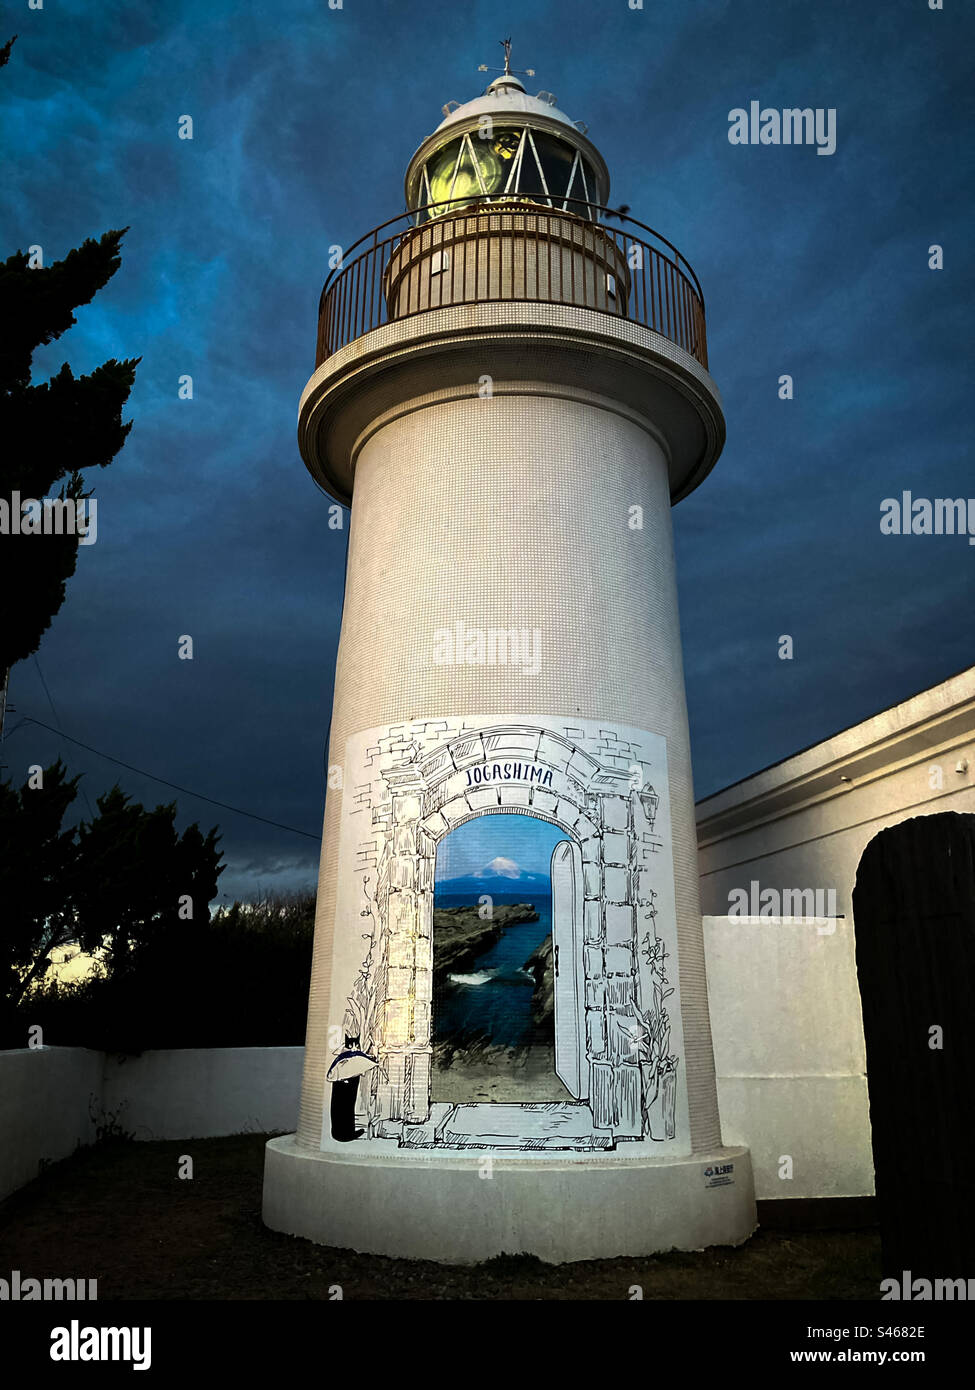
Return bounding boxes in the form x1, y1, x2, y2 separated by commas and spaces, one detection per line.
5, 0, 973, 897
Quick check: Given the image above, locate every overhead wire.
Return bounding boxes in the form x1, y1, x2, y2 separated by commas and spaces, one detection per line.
11, 714, 321, 840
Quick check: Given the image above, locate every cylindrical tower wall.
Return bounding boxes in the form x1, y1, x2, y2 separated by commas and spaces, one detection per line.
296, 388, 721, 1153
385, 206, 630, 320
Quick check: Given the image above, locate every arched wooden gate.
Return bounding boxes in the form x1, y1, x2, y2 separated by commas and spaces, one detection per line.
852, 811, 975, 1281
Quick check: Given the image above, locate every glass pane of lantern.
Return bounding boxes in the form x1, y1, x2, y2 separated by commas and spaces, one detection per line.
516, 130, 547, 199
469, 136, 505, 196
488, 127, 522, 193
533, 131, 577, 204
575, 159, 599, 217
448, 143, 486, 209
583, 159, 598, 206
426, 137, 463, 215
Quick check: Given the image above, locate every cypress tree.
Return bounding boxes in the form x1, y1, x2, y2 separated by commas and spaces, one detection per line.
0, 34, 139, 693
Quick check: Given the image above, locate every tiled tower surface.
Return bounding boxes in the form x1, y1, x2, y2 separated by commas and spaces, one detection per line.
296, 386, 722, 1154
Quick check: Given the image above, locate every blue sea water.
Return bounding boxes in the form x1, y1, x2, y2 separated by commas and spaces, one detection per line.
432, 891, 553, 1048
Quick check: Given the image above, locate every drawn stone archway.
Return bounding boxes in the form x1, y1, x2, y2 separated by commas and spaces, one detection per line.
356, 723, 673, 1147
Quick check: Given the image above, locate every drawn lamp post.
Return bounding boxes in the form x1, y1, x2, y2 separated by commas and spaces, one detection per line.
263, 46, 756, 1263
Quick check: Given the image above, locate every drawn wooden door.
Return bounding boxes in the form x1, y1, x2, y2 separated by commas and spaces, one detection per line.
551, 838, 588, 1099
852, 811, 975, 1280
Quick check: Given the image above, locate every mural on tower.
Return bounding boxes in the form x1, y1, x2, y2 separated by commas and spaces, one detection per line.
321, 715, 690, 1157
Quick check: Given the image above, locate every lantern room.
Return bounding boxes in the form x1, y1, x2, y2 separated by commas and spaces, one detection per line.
404, 68, 610, 222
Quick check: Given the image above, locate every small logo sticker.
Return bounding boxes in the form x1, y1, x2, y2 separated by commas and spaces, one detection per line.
704, 1162, 735, 1189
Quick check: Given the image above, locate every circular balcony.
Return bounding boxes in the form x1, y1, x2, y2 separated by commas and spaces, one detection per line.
315, 197, 709, 370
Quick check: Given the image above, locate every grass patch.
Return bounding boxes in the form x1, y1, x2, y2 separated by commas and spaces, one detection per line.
0, 1133, 881, 1300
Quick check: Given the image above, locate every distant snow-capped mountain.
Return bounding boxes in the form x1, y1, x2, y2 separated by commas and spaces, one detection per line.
437, 855, 550, 895
479, 856, 521, 879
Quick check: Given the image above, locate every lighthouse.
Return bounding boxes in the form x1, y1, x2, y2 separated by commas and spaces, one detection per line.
263, 46, 755, 1262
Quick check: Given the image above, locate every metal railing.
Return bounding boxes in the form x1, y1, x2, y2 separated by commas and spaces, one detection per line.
315, 195, 708, 370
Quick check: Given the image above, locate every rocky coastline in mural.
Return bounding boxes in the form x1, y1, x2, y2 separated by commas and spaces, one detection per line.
430, 897, 566, 1104
431, 901, 538, 980
524, 935, 554, 1025
322, 715, 690, 1156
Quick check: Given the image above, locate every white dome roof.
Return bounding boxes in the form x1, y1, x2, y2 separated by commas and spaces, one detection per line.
433, 76, 583, 138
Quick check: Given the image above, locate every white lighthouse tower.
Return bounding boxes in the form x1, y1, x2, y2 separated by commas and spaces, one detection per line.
264, 47, 755, 1261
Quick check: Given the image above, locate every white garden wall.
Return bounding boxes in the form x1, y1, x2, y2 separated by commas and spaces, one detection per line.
0, 1046, 102, 1201
101, 1046, 302, 1142
0, 1045, 303, 1201
1, 978, 872, 1205
704, 915, 875, 1200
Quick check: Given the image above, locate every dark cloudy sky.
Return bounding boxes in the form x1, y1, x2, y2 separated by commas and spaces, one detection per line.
4, 0, 973, 902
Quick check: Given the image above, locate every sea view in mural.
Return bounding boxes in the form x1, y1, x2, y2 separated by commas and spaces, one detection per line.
431, 815, 570, 1102
433, 890, 552, 1046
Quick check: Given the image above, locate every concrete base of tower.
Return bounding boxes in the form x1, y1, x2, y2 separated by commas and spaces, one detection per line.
262, 1136, 757, 1264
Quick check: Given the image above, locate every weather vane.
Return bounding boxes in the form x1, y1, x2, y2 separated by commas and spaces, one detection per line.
478, 37, 535, 79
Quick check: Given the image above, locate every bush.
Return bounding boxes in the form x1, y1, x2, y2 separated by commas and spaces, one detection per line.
13, 891, 316, 1053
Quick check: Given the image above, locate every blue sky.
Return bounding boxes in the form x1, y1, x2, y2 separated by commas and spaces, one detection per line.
435, 813, 566, 883
3, 1, 973, 901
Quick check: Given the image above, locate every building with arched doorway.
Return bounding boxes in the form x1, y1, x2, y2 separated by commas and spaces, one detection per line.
697, 664, 975, 1204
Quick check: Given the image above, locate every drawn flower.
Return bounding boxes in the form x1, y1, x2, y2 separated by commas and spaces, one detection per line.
617, 1002, 655, 1063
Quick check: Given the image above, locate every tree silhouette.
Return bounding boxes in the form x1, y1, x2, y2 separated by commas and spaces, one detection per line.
0, 761, 223, 1032
0, 758, 80, 1007
0, 35, 139, 698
